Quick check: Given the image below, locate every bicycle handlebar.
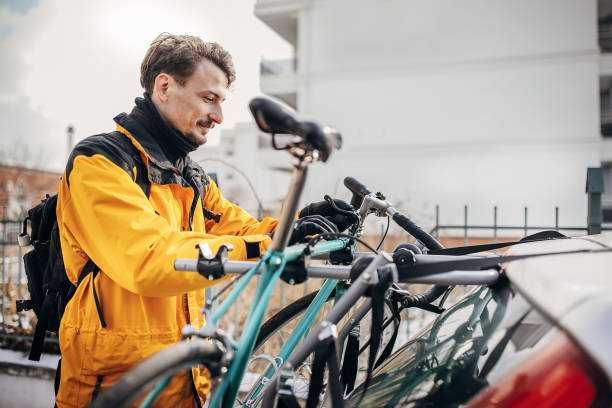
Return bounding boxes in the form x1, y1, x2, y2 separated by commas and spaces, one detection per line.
391, 212, 443, 251
344, 176, 372, 208
174, 255, 498, 285
343, 176, 443, 251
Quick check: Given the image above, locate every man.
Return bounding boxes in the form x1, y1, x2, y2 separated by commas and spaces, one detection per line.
55, 33, 351, 407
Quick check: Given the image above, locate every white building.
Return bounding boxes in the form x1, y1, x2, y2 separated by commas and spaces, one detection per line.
196, 0, 612, 234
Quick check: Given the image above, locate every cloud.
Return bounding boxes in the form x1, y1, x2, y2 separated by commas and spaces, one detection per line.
0, 97, 65, 170
0, 0, 39, 15
0, 0, 292, 171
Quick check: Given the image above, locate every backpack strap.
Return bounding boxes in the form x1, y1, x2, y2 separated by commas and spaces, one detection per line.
79, 259, 106, 328
28, 259, 102, 361
106, 131, 151, 199
28, 294, 56, 361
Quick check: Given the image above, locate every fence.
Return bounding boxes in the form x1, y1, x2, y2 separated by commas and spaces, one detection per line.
0, 211, 46, 351
431, 204, 612, 246
0, 208, 314, 353
2, 201, 611, 352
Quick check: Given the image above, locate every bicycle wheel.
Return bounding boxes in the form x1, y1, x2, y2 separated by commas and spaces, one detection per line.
87, 338, 223, 408
255, 289, 332, 349
241, 290, 398, 406
235, 290, 334, 406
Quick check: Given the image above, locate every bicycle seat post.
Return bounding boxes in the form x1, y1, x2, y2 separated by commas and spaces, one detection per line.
269, 160, 309, 253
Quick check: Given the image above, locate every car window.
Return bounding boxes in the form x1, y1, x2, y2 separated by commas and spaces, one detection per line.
345, 281, 557, 407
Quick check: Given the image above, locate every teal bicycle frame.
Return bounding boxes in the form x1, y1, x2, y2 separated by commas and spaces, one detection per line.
208, 160, 358, 407
142, 237, 350, 408
159, 163, 351, 408
208, 238, 349, 408
142, 149, 362, 408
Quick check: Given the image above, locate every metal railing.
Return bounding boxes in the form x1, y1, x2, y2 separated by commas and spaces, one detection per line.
431, 204, 612, 245
3, 202, 611, 351
0, 210, 50, 350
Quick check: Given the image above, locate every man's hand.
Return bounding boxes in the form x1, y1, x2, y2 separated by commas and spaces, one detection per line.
298, 196, 356, 232
288, 215, 339, 245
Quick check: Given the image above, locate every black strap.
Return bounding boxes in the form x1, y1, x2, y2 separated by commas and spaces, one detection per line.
360, 281, 385, 397
190, 370, 203, 408
340, 325, 360, 394
305, 336, 343, 408
277, 395, 301, 408
28, 294, 55, 361
90, 268, 106, 328
54, 357, 62, 395
374, 301, 401, 369
397, 248, 610, 280
427, 230, 567, 256
351, 270, 395, 405
245, 241, 260, 259
77, 259, 97, 285
79, 259, 106, 328
90, 375, 104, 402
28, 259, 101, 361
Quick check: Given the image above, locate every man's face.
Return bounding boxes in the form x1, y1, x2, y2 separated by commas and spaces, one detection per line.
155, 58, 228, 145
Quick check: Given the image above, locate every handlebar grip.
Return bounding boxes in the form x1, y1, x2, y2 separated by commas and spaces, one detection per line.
392, 213, 444, 251
343, 177, 372, 209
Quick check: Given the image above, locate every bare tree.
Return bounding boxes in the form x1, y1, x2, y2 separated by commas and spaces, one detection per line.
0, 138, 47, 169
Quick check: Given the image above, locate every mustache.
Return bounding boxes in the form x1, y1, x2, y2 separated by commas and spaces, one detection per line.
197, 119, 214, 129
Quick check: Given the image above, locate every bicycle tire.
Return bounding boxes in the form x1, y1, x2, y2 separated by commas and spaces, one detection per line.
87, 338, 223, 408
238, 290, 336, 405
254, 289, 333, 349
245, 289, 397, 406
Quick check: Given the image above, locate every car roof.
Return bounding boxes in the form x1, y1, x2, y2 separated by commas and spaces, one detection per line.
504, 232, 612, 321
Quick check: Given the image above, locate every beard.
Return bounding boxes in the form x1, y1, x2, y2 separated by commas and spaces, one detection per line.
184, 119, 214, 145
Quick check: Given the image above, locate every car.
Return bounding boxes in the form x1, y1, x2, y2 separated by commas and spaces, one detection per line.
345, 233, 612, 407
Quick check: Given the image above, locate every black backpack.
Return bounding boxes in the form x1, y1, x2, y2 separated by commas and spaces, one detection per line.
15, 131, 151, 363
16, 194, 102, 362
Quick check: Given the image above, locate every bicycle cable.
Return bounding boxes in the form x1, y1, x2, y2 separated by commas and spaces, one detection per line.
209, 274, 246, 305
375, 216, 390, 252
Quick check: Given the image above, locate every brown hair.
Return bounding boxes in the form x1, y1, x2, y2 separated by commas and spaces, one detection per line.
140, 33, 236, 94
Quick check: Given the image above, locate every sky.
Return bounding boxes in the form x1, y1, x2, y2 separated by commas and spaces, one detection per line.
0, 0, 292, 171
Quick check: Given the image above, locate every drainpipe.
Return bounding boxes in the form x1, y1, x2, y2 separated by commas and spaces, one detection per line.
586, 167, 603, 235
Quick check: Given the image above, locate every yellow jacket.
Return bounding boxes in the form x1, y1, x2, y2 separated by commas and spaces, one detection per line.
55, 114, 277, 407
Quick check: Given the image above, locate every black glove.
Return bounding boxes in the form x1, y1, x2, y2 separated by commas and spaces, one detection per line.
288, 215, 339, 245
298, 196, 356, 232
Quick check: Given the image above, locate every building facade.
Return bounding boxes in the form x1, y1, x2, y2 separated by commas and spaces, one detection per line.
196, 0, 612, 234
0, 165, 61, 219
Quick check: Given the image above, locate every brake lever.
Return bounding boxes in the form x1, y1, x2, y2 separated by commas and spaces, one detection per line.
323, 194, 359, 223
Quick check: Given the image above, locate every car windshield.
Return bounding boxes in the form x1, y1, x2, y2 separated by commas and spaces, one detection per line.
345, 281, 557, 407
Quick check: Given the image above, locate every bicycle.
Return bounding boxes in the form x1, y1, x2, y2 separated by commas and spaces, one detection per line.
88, 96, 354, 408
89, 97, 541, 408
240, 177, 458, 407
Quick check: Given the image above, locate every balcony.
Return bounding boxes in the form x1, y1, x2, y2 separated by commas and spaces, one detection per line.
260, 58, 298, 108
261, 58, 296, 75
600, 23, 612, 53
254, 0, 300, 46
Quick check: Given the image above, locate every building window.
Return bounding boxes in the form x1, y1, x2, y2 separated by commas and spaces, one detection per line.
603, 163, 612, 223
600, 77, 612, 137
